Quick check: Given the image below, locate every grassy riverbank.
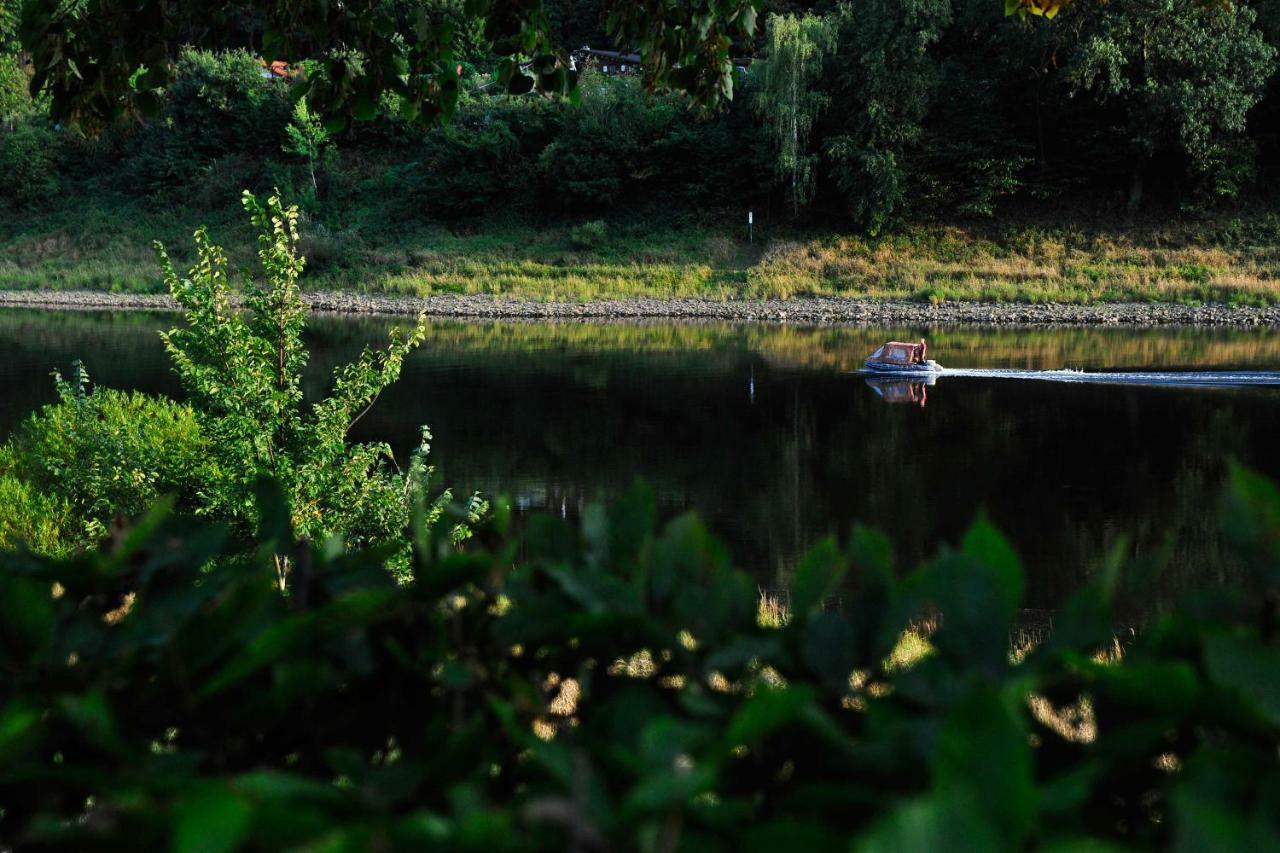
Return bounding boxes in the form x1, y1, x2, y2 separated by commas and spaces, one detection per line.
3, 198, 1280, 305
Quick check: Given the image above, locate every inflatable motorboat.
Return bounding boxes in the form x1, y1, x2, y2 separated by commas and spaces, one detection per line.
864, 340, 942, 374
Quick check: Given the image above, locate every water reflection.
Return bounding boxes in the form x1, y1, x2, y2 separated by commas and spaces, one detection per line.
865, 376, 935, 406
0, 309, 1277, 613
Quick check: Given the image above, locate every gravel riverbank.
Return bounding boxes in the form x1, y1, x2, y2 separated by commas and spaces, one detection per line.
1, 289, 1278, 326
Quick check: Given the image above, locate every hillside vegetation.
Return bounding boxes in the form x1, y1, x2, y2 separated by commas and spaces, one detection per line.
3, 0, 1280, 304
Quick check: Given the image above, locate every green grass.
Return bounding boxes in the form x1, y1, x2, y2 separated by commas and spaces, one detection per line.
3, 195, 1280, 305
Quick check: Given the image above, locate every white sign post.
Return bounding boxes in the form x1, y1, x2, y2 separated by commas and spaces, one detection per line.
748, 209, 753, 244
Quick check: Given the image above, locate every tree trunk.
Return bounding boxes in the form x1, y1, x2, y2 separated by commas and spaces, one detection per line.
274, 553, 291, 591
790, 66, 799, 219
1034, 86, 1047, 172
1125, 155, 1145, 222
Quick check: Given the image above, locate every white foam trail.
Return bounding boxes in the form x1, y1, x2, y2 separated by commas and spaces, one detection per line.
932, 367, 1280, 388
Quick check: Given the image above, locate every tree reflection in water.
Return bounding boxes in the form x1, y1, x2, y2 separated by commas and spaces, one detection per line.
0, 310, 1278, 614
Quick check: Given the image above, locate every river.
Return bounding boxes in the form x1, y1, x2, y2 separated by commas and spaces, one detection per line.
1, 308, 1278, 612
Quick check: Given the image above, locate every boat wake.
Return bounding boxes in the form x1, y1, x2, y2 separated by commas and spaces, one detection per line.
930, 367, 1280, 388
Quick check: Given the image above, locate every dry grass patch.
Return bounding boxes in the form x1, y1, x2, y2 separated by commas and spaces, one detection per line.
5, 201, 1280, 303
745, 222, 1280, 304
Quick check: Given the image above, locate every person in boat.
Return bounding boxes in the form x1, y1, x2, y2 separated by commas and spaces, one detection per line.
913, 339, 928, 364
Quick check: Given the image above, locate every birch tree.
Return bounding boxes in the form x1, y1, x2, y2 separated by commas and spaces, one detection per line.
755, 13, 836, 217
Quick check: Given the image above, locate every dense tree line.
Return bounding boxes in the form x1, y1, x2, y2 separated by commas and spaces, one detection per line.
1, 0, 1278, 229
776, 0, 1278, 228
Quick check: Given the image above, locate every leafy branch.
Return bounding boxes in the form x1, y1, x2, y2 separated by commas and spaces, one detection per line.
155, 190, 467, 583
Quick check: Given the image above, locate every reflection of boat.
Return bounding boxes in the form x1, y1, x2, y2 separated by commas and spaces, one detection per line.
864, 340, 942, 375
865, 376, 935, 406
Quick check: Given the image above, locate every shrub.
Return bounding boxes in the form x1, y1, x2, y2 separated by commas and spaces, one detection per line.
4, 362, 204, 542
394, 92, 559, 219
415, 117, 524, 216
155, 191, 480, 584
537, 73, 660, 208
166, 48, 292, 160
0, 52, 31, 122
0, 118, 60, 207
568, 219, 607, 249
0, 469, 1278, 849
118, 48, 291, 199
536, 72, 754, 213
0, 448, 70, 555
0, 192, 480, 564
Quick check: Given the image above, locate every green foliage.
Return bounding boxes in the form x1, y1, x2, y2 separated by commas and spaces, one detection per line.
539, 73, 665, 205
403, 93, 544, 217
284, 98, 334, 196
0, 0, 19, 122
0, 51, 30, 122
754, 13, 836, 217
2, 363, 204, 545
1, 468, 1279, 848
16, 0, 759, 132
0, 449, 70, 555
0, 116, 59, 207
538, 71, 749, 211
569, 219, 608, 250
370, 73, 754, 220
1065, 0, 1277, 203
822, 0, 951, 233
0, 191, 481, 562
5, 0, 1280, 240
920, 11, 1036, 218
155, 191, 476, 583
0, 0, 16, 53
120, 48, 292, 203
167, 48, 292, 160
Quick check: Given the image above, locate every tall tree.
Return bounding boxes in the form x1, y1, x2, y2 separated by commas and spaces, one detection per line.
1064, 0, 1276, 213
822, 0, 952, 234
1252, 0, 1280, 187
755, 12, 836, 217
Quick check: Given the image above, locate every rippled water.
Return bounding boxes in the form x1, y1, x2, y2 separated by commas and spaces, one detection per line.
932, 367, 1280, 387
1, 309, 1278, 611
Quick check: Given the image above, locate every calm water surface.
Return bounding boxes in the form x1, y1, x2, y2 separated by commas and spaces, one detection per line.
2, 309, 1278, 611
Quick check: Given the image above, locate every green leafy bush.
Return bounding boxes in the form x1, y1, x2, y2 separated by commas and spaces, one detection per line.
536, 72, 743, 211
1, 467, 1278, 849
283, 98, 333, 197
413, 107, 530, 217
568, 219, 607, 249
119, 48, 291, 200
0, 52, 31, 122
3, 363, 203, 544
0, 117, 60, 207
0, 448, 70, 555
385, 74, 755, 221
155, 191, 477, 583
